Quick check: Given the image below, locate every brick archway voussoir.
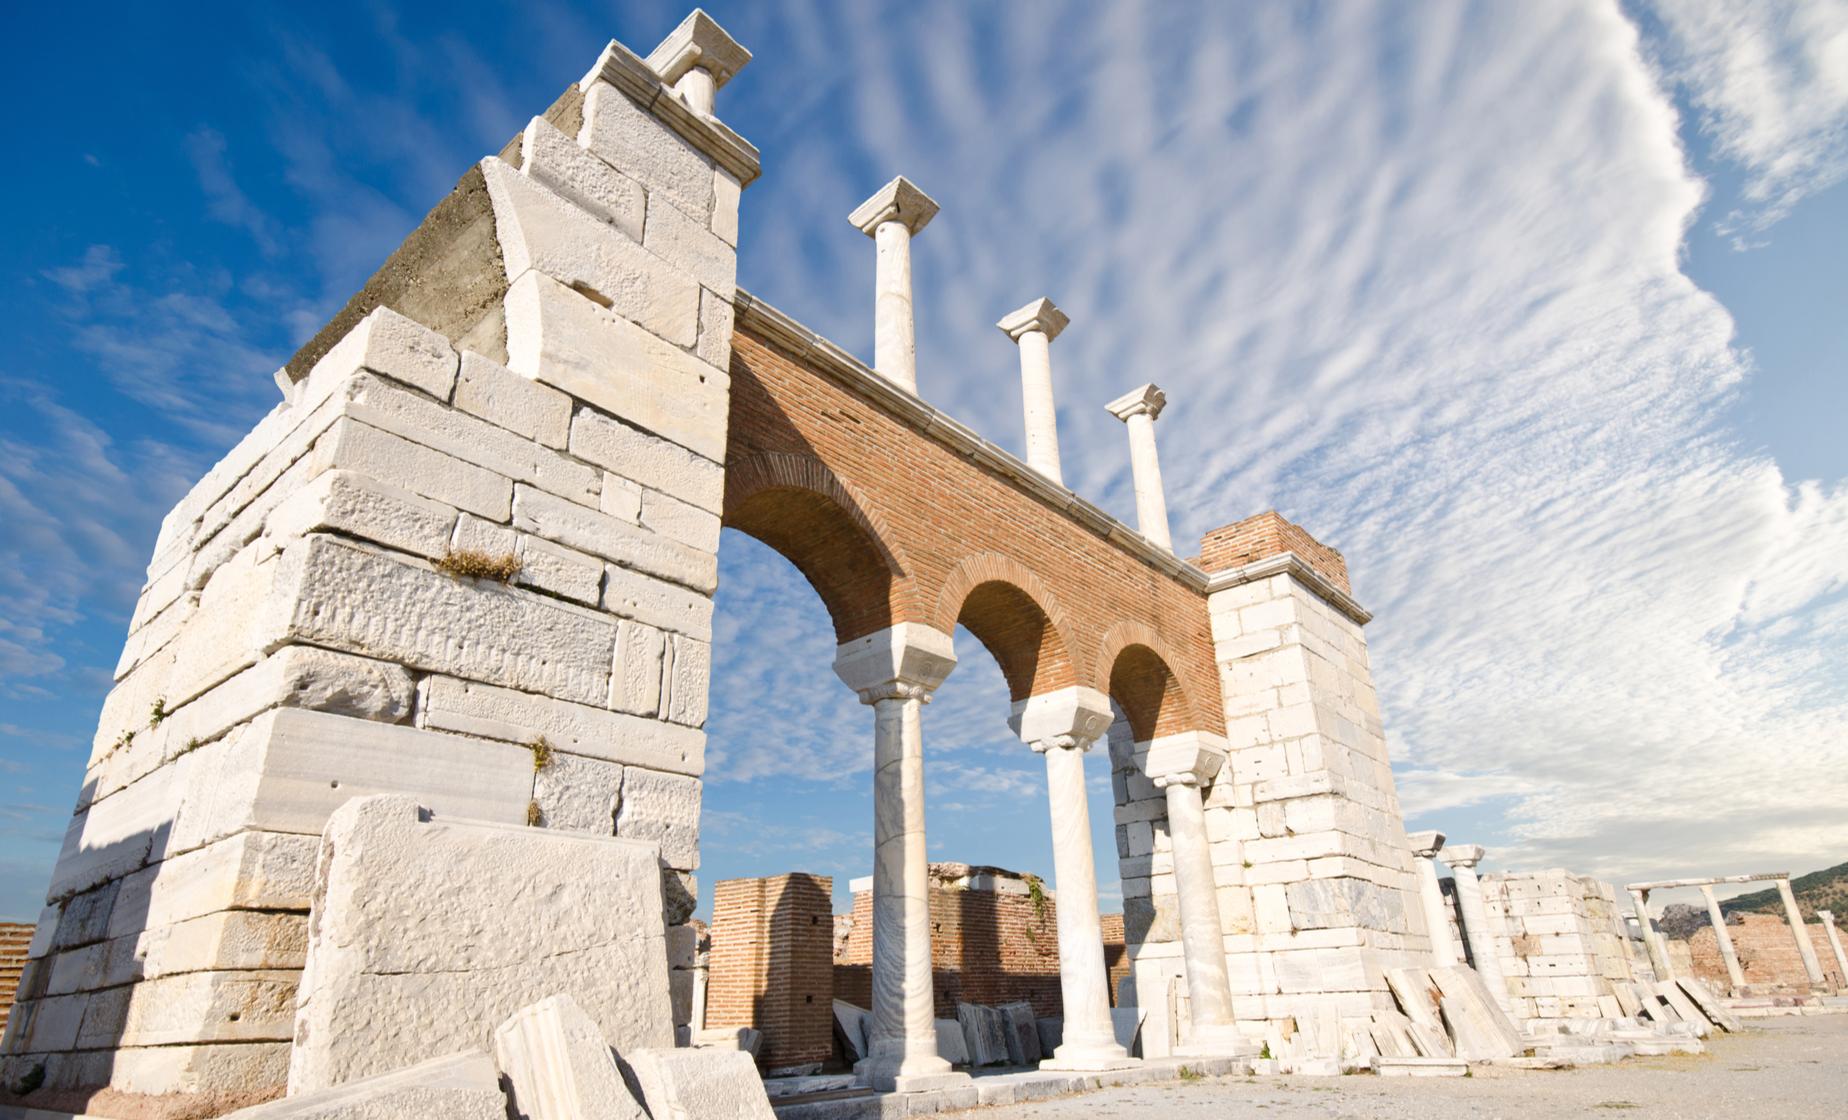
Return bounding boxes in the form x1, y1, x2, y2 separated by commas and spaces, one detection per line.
1095, 620, 1208, 741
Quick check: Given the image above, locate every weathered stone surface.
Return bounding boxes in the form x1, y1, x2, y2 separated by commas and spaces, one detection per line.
533, 752, 621, 834
484, 157, 699, 347
289, 796, 675, 1092
514, 483, 717, 594
224, 1050, 507, 1118
643, 190, 735, 300
301, 306, 459, 412
624, 1046, 774, 1120
1034, 1017, 1062, 1060
454, 350, 574, 448
266, 469, 457, 562
603, 563, 716, 639
269, 534, 617, 706
999, 1002, 1039, 1066
495, 993, 644, 1120
1429, 966, 1522, 1059
832, 999, 870, 1062
616, 767, 700, 869
420, 676, 704, 777
569, 408, 724, 515
696, 285, 734, 372
1110, 1006, 1144, 1055
935, 1017, 970, 1065
610, 619, 666, 716
711, 169, 740, 246
957, 1003, 1008, 1067
661, 634, 710, 727
640, 487, 722, 553
521, 117, 646, 242
116, 969, 300, 1046
580, 80, 716, 221
512, 535, 602, 605
312, 417, 513, 522
505, 271, 727, 465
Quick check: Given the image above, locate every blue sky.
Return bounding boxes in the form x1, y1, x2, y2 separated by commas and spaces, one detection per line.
3, 1, 1847, 923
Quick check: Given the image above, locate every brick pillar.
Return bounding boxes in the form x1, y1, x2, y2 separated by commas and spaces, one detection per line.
707, 875, 834, 1075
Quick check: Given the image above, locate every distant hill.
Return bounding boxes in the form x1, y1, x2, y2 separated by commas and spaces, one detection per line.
1720, 860, 1848, 921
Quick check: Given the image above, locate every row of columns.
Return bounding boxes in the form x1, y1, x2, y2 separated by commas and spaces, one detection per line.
1408, 833, 1512, 1011
1628, 876, 1832, 992
852, 176, 1178, 555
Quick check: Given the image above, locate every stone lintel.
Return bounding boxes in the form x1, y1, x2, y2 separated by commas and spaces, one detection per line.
833, 622, 956, 699
1139, 731, 1229, 785
997, 297, 1070, 343
1626, 872, 1791, 891
645, 8, 752, 88
849, 176, 940, 237
1406, 830, 1446, 858
1104, 383, 1165, 422
1008, 685, 1112, 747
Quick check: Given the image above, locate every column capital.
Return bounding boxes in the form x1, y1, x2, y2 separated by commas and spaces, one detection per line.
646, 9, 752, 90
997, 297, 1069, 343
834, 623, 956, 703
1105, 382, 1166, 422
850, 176, 939, 237
1406, 829, 1447, 859
1138, 731, 1228, 787
1010, 686, 1112, 750
1438, 843, 1485, 870
1821, 910, 1836, 922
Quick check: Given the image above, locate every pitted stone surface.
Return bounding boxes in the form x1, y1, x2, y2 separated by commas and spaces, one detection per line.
624, 1046, 775, 1120
616, 767, 700, 869
224, 1050, 506, 1118
958, 1003, 1009, 1067
288, 796, 674, 1092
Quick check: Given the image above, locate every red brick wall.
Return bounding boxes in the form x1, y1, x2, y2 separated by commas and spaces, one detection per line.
1685, 913, 1843, 990
728, 326, 1224, 738
0, 922, 31, 1035
833, 881, 1064, 1018
1100, 912, 1130, 1006
706, 875, 834, 1071
1197, 510, 1350, 594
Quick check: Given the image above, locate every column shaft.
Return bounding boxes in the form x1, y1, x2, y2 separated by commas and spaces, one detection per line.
1162, 779, 1244, 1050
1416, 857, 1460, 968
1629, 889, 1673, 982
1450, 864, 1510, 1009
1124, 412, 1171, 551
674, 67, 717, 116
872, 222, 919, 393
1818, 912, 1848, 990
1039, 743, 1131, 1069
1699, 884, 1745, 990
1775, 878, 1827, 988
1016, 329, 1062, 483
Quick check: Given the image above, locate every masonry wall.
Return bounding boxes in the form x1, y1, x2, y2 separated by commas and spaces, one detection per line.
1679, 913, 1843, 991
0, 925, 31, 1037
706, 875, 834, 1074
0, 39, 743, 1117
1480, 871, 1637, 1023
833, 870, 1064, 1019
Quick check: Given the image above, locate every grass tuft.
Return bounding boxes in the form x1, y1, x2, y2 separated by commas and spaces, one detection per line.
530, 736, 553, 772
435, 549, 521, 583
149, 697, 169, 727
526, 800, 543, 827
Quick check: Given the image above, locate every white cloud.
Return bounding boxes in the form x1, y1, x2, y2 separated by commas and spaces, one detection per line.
720, 0, 1848, 885
1643, 0, 1848, 243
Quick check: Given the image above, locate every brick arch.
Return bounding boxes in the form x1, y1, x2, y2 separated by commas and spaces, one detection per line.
933, 553, 1079, 701
1096, 621, 1202, 742
723, 451, 919, 642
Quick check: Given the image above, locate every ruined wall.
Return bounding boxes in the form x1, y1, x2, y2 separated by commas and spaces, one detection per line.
1480, 871, 1637, 1023
0, 925, 30, 1037
833, 868, 1064, 1019
1681, 914, 1842, 991
0, 34, 748, 1116
705, 875, 834, 1074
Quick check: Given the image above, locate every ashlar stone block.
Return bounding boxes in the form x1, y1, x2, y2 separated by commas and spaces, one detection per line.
616, 767, 701, 869
299, 306, 458, 409
289, 795, 675, 1093
569, 408, 725, 516
579, 79, 716, 221
223, 1050, 507, 1119
495, 993, 645, 1120
624, 1046, 775, 1120
420, 675, 704, 777
454, 350, 574, 448
520, 116, 646, 242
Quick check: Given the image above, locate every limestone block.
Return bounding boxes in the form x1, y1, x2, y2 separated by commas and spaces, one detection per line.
1110, 1006, 1144, 1055
116, 585, 198, 683
1429, 967, 1523, 1059
265, 469, 458, 561
935, 1017, 970, 1065
104, 1040, 292, 1109
312, 418, 512, 522
484, 157, 699, 347
117, 969, 299, 1046
534, 752, 622, 834
48, 760, 180, 902
603, 562, 716, 639
640, 487, 722, 552
521, 116, 646, 242
569, 408, 724, 515
624, 1046, 775, 1120
515, 484, 717, 594
505, 271, 727, 464
602, 472, 644, 521
154, 400, 296, 558
616, 767, 701, 869
518, 534, 605, 605
301, 306, 458, 408
662, 634, 710, 727
341, 371, 600, 508
669, 967, 694, 1025
128, 909, 309, 982
269, 535, 617, 706
611, 620, 666, 716
711, 169, 740, 246
421, 676, 704, 776
222, 1050, 507, 1119
6, 992, 86, 1052
186, 451, 319, 593
643, 190, 735, 300
580, 80, 716, 221
289, 796, 674, 1092
454, 350, 574, 448
172, 708, 534, 853
495, 993, 644, 1120
832, 999, 871, 1061
999, 1001, 1038, 1066
108, 831, 319, 941
696, 287, 734, 374
957, 1003, 1008, 1066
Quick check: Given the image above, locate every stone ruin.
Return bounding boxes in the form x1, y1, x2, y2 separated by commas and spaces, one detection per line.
0, 9, 1835, 1119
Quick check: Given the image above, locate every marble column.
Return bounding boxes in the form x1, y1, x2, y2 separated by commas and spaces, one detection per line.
1407, 830, 1459, 968
849, 177, 940, 394
1817, 911, 1848, 990
1440, 845, 1511, 1010
834, 624, 968, 1093
1699, 883, 1745, 991
1628, 888, 1673, 982
1143, 732, 1255, 1057
643, 10, 752, 118
1775, 877, 1827, 989
997, 298, 1071, 484
1104, 384, 1173, 551
1011, 687, 1136, 1071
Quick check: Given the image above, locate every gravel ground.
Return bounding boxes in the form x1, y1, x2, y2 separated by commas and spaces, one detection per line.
958, 1015, 1848, 1119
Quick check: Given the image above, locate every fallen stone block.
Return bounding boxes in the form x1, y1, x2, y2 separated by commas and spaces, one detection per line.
935, 1018, 969, 1065
495, 993, 645, 1120
221, 1050, 505, 1118
694, 1026, 762, 1056
1110, 1006, 1144, 1056
957, 1002, 1008, 1067
1373, 1056, 1467, 1077
1430, 966, 1523, 1060
1035, 1016, 1062, 1060
289, 795, 674, 1093
831, 1000, 870, 1063
1675, 977, 1743, 1032
999, 1002, 1039, 1066
624, 1046, 775, 1120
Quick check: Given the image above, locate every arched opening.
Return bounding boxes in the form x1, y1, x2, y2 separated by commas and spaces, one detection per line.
1107, 643, 1192, 744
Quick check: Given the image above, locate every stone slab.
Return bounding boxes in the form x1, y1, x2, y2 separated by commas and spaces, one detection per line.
832, 1000, 870, 1063
624, 1046, 774, 1120
288, 795, 674, 1092
1676, 977, 1743, 1032
495, 993, 645, 1120
999, 1002, 1039, 1067
1430, 966, 1523, 1060
1373, 1056, 1467, 1077
1110, 1006, 1144, 1056
957, 1003, 1008, 1067
420, 676, 704, 777
222, 1050, 505, 1118
934, 1017, 969, 1066
1035, 1017, 1062, 1060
